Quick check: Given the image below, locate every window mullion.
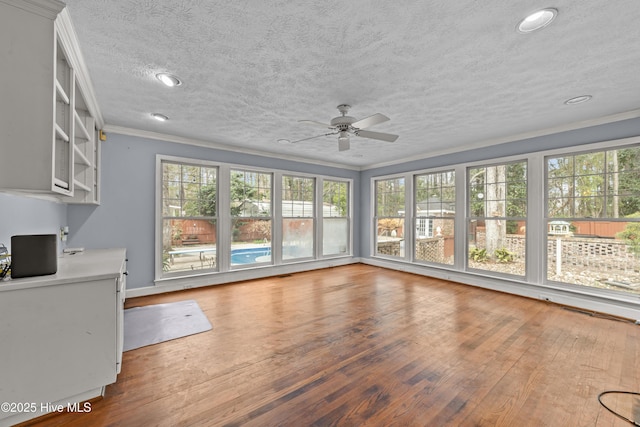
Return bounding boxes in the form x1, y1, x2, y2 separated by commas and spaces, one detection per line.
316, 178, 324, 258
404, 172, 414, 262
218, 164, 231, 272
455, 164, 467, 271
527, 154, 544, 284
273, 172, 283, 265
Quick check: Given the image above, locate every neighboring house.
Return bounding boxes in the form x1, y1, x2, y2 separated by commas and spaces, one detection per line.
234, 200, 342, 217
409, 197, 456, 238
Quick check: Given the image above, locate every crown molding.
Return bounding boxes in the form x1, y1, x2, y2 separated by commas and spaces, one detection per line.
0, 0, 64, 19
55, 8, 105, 129
103, 125, 362, 171
361, 108, 640, 170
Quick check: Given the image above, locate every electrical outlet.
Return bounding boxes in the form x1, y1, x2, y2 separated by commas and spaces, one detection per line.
59, 226, 69, 242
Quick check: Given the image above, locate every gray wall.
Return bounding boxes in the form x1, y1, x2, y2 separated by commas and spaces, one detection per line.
4, 117, 639, 290
359, 117, 640, 255
0, 193, 67, 253
66, 133, 360, 289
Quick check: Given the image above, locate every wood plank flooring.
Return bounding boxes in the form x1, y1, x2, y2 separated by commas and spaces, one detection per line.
24, 264, 640, 426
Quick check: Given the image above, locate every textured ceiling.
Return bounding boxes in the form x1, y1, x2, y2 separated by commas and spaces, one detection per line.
62, 0, 640, 168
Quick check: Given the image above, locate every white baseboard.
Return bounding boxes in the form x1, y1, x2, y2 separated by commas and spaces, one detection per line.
361, 258, 640, 322
126, 255, 640, 322
126, 257, 361, 298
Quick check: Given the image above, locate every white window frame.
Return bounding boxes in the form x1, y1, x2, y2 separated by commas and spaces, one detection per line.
465, 159, 529, 280
229, 167, 274, 270
155, 155, 221, 280
413, 169, 456, 266
155, 154, 353, 282
544, 140, 640, 290
416, 217, 432, 238
369, 136, 640, 304
372, 174, 411, 261
281, 174, 316, 262
321, 178, 352, 257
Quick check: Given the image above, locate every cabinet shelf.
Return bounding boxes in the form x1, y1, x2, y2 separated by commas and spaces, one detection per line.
74, 110, 92, 141
55, 79, 70, 105
55, 123, 69, 142
73, 179, 91, 192
73, 144, 91, 166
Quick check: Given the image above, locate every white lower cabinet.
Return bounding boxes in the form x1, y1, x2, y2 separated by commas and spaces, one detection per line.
0, 249, 126, 427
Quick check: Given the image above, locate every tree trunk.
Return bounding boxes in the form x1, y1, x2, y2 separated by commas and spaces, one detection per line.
612, 150, 619, 218
485, 165, 506, 259
162, 168, 174, 251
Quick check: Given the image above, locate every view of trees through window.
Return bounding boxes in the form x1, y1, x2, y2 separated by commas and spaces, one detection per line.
323, 180, 349, 255
282, 176, 314, 260
375, 177, 405, 258
161, 161, 218, 274
546, 145, 640, 293
371, 142, 639, 296
230, 169, 272, 266
159, 158, 352, 278
467, 161, 527, 276
415, 170, 455, 265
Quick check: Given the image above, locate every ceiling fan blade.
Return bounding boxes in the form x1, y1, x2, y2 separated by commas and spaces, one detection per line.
338, 138, 350, 151
355, 129, 399, 142
289, 132, 338, 144
351, 113, 389, 130
298, 120, 334, 129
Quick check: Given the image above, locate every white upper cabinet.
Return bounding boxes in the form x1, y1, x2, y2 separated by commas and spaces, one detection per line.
0, 0, 103, 204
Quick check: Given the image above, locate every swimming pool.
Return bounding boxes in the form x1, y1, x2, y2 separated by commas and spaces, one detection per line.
230, 247, 271, 264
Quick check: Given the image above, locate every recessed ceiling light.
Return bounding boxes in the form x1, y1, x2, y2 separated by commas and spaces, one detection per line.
277, 139, 291, 145
517, 8, 557, 33
151, 113, 169, 121
564, 95, 592, 105
156, 73, 182, 87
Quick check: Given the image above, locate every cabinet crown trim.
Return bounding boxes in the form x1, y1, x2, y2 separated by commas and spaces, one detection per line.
0, 0, 64, 19
56, 8, 104, 129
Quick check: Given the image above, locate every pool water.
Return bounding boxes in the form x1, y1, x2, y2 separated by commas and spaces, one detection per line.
230, 247, 271, 264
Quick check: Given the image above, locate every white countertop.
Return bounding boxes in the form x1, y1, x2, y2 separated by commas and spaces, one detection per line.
0, 248, 126, 292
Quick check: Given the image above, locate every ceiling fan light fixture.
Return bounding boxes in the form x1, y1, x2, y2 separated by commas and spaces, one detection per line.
156, 72, 182, 87
297, 105, 398, 151
517, 8, 557, 33
151, 113, 169, 121
338, 131, 350, 151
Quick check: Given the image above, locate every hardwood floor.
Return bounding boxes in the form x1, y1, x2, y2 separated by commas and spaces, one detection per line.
24, 264, 640, 426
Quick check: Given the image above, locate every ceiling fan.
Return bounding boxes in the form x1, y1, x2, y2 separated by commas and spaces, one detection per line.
288, 104, 399, 151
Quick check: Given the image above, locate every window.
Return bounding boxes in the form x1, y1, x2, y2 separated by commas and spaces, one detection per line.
157, 156, 352, 280
161, 161, 217, 275
416, 218, 433, 238
230, 169, 272, 266
375, 177, 405, 258
282, 175, 315, 260
415, 170, 455, 265
546, 145, 640, 294
323, 180, 350, 256
467, 161, 527, 276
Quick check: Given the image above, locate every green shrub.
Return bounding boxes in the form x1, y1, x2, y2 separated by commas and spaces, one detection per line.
494, 248, 515, 263
469, 247, 488, 262
617, 213, 640, 257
